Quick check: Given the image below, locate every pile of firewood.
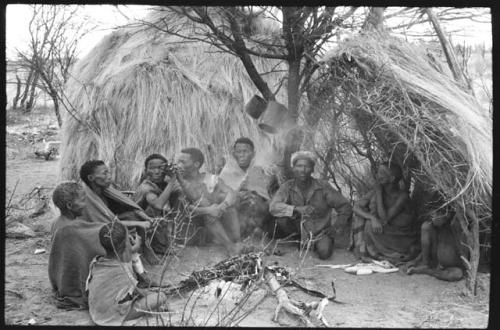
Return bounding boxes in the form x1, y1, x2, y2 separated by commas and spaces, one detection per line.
163, 252, 331, 326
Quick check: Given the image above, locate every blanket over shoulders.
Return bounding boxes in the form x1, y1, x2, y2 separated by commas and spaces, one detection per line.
48, 219, 106, 309
82, 184, 144, 223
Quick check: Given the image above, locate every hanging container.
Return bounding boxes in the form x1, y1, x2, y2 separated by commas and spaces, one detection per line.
244, 94, 267, 119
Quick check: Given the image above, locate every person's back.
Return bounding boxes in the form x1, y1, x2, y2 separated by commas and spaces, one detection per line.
49, 220, 106, 308
48, 181, 106, 309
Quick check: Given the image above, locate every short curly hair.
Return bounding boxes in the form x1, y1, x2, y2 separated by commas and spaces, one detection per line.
79, 160, 105, 186
52, 181, 83, 212
144, 153, 167, 169
181, 148, 204, 167
233, 137, 255, 151
99, 221, 127, 255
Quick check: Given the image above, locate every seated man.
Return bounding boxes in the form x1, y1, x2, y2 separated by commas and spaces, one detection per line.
133, 154, 182, 254
86, 221, 169, 326
174, 147, 246, 256
49, 181, 106, 309
407, 205, 464, 281
269, 151, 352, 260
352, 161, 420, 264
79, 160, 158, 269
219, 137, 274, 238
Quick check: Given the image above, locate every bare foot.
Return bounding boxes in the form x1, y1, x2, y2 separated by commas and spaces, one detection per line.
407, 265, 430, 275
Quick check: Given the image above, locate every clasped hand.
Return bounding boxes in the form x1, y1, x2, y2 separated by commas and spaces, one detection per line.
129, 233, 142, 253
370, 215, 384, 233
294, 205, 315, 219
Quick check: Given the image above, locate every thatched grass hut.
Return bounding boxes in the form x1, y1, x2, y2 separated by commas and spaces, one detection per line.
307, 31, 491, 293
60, 10, 287, 189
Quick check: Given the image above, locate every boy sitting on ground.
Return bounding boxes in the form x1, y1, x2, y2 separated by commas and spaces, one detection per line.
407, 203, 464, 281
49, 181, 106, 309
134, 153, 182, 254
86, 221, 169, 326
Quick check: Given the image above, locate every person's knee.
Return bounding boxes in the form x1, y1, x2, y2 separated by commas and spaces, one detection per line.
421, 221, 435, 244
444, 267, 463, 281
316, 237, 334, 260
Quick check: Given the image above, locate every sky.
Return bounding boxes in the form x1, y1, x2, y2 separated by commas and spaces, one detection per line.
5, 5, 492, 61
5, 4, 152, 59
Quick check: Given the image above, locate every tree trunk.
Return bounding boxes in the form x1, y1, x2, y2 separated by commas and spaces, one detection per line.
12, 74, 22, 109
287, 59, 301, 121
464, 208, 480, 295
362, 7, 386, 31
425, 8, 470, 90
52, 96, 63, 127
25, 71, 40, 113
19, 68, 34, 110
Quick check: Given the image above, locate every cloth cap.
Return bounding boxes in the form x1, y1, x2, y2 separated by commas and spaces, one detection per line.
290, 151, 316, 167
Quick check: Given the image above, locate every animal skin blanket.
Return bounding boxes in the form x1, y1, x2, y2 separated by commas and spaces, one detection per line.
48, 219, 106, 309
82, 184, 159, 265
82, 184, 145, 224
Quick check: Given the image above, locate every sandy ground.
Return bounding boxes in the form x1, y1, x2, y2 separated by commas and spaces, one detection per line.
4, 110, 490, 327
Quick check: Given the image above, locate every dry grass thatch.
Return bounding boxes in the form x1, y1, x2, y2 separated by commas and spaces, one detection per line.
60, 9, 287, 189
311, 32, 491, 215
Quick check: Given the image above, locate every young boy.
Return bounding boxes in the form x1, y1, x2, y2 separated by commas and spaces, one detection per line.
133, 154, 181, 254
86, 221, 169, 326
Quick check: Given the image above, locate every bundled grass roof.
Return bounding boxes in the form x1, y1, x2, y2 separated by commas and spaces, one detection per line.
313, 32, 491, 216
60, 9, 287, 189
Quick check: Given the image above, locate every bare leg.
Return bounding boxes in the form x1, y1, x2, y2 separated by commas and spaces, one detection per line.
220, 207, 241, 243
352, 215, 367, 259
420, 221, 437, 267
205, 216, 246, 255
407, 265, 463, 281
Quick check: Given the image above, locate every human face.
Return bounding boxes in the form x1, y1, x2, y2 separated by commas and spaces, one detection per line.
293, 159, 314, 182
89, 164, 112, 188
376, 165, 393, 185
67, 189, 86, 216
233, 143, 254, 170
146, 158, 166, 184
177, 153, 198, 177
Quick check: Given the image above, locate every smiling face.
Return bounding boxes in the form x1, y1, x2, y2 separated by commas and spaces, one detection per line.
233, 142, 255, 170
292, 159, 314, 182
146, 158, 166, 184
89, 164, 112, 188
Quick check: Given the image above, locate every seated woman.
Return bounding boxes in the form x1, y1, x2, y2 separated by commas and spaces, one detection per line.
133, 154, 182, 255
407, 203, 464, 281
352, 161, 420, 264
86, 221, 169, 326
49, 181, 106, 309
